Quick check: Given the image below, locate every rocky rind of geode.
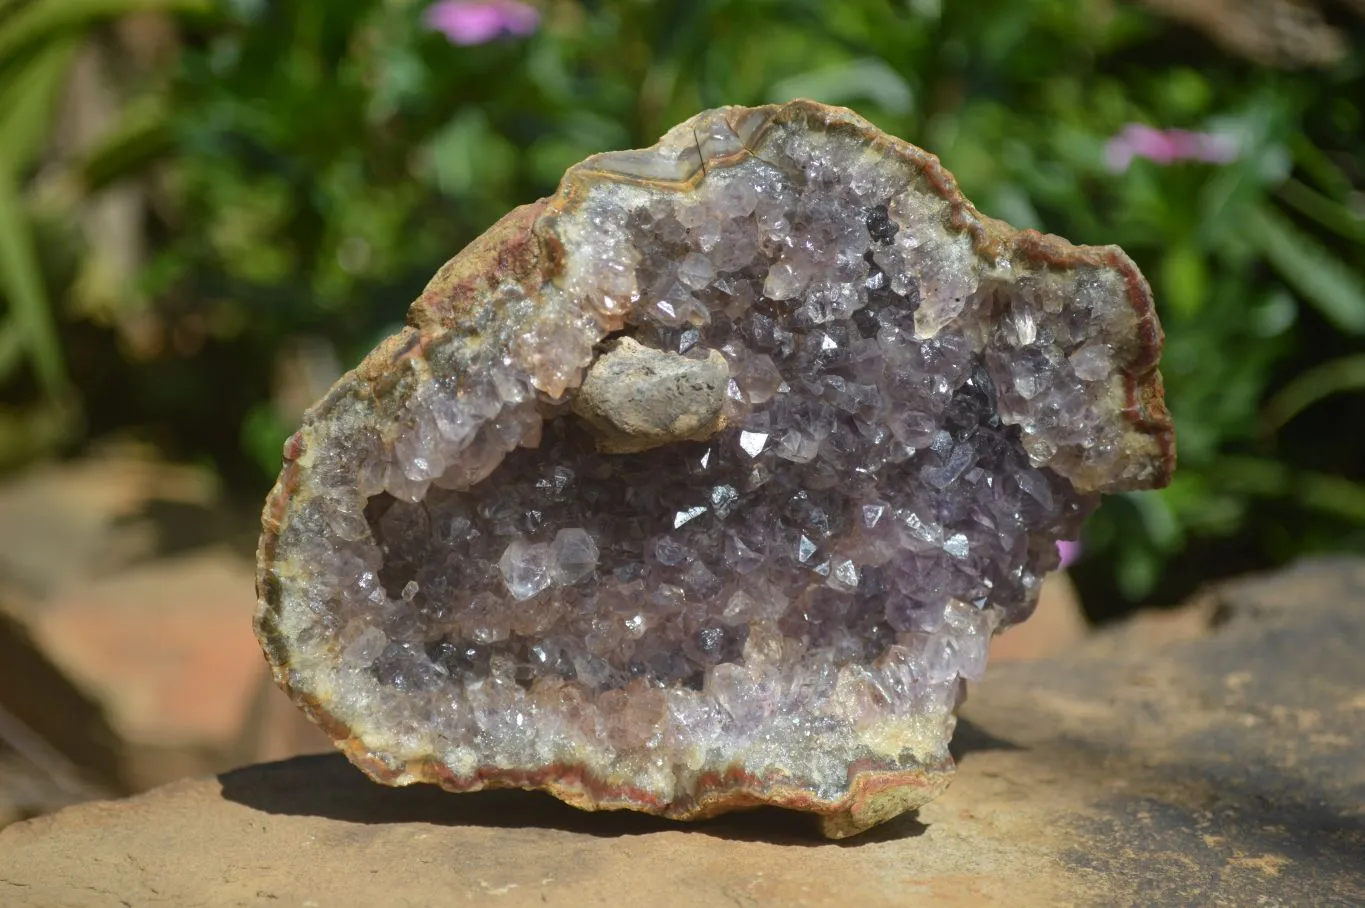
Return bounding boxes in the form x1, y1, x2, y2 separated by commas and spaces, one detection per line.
255, 100, 1174, 838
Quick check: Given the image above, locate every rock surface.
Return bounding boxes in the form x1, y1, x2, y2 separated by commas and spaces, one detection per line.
0, 445, 329, 819
4, 558, 1360, 906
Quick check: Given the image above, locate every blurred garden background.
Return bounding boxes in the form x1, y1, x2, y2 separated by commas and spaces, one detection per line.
0, 0, 1363, 822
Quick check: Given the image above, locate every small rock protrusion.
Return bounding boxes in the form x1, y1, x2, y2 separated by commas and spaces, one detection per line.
571, 337, 729, 454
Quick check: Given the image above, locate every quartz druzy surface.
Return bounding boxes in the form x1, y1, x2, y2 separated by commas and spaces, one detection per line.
256, 101, 1174, 837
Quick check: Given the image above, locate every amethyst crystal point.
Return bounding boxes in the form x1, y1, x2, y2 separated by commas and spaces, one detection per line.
255, 100, 1174, 837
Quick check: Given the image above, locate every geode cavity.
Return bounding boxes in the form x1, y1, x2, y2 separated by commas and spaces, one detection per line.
255, 101, 1174, 837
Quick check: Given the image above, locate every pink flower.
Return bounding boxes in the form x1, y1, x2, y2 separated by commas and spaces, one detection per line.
423, 0, 539, 46
1057, 540, 1082, 570
1104, 123, 1238, 173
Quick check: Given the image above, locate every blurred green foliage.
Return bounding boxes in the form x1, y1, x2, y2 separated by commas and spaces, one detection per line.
3, 0, 1364, 611
0, 0, 210, 460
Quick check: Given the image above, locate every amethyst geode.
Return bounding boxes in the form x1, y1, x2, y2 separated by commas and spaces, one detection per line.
255, 101, 1173, 837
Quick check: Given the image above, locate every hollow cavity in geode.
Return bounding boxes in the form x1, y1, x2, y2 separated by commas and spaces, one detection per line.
255, 101, 1173, 838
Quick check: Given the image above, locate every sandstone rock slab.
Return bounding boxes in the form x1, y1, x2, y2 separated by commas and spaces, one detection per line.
2, 558, 1360, 906
0, 446, 329, 815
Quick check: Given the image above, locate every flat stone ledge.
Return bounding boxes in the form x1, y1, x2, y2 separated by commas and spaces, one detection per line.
1, 557, 1361, 907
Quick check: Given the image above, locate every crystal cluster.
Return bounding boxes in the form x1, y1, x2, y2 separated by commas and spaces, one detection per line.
256, 101, 1173, 837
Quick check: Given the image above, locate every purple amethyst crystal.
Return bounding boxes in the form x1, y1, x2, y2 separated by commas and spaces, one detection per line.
256, 101, 1174, 837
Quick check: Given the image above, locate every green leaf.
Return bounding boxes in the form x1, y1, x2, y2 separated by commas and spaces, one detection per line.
1158, 67, 1211, 118
1275, 178, 1365, 244
240, 402, 291, 479
0, 0, 211, 71
1249, 288, 1297, 338
1197, 96, 1291, 245
1263, 354, 1365, 432
1115, 544, 1160, 601
768, 58, 914, 116
0, 315, 22, 378
1213, 456, 1365, 523
982, 182, 1041, 232
76, 96, 174, 194
0, 167, 65, 398
1290, 132, 1355, 203
1124, 488, 1183, 552
1242, 204, 1365, 335
1295, 472, 1365, 524
0, 402, 79, 470
420, 108, 517, 201
0, 36, 76, 174
1161, 243, 1208, 320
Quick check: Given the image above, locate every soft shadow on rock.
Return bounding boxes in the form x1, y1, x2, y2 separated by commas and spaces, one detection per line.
950, 717, 1023, 762
217, 752, 926, 846
113, 496, 261, 562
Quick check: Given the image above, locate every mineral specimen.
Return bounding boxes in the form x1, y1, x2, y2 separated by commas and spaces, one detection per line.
255, 100, 1174, 837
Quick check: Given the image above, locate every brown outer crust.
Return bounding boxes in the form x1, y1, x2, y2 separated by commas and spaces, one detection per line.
255, 100, 1174, 836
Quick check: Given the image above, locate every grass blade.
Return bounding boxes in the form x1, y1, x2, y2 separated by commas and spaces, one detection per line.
0, 36, 77, 173
0, 315, 22, 378
76, 95, 173, 193
0, 166, 66, 398
1276, 179, 1365, 244
1262, 354, 1365, 432
1243, 204, 1365, 335
0, 0, 211, 70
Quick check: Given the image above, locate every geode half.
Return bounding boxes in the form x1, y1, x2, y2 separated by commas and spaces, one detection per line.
255, 101, 1174, 837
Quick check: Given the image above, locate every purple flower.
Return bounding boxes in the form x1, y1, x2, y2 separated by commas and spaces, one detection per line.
1104, 123, 1239, 173
1057, 540, 1082, 570
423, 0, 539, 46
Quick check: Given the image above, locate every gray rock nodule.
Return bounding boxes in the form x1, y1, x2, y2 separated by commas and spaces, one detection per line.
572, 337, 730, 453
